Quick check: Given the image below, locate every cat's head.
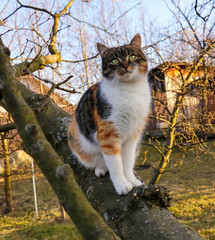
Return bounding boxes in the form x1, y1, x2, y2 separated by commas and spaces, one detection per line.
97, 34, 147, 82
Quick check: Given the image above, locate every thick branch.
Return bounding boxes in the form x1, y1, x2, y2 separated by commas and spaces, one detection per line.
14, 1, 75, 73
13, 54, 62, 76
0, 123, 16, 133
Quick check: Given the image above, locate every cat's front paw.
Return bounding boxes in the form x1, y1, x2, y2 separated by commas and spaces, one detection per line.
114, 181, 133, 195
128, 177, 143, 187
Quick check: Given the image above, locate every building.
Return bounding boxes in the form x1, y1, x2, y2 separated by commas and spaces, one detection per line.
147, 62, 215, 130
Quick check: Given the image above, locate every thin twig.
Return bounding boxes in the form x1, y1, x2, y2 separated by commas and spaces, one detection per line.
68, 15, 116, 36
0, 29, 13, 37
141, 142, 165, 158
24, 69, 77, 94
3, 6, 22, 22
16, 0, 54, 17
62, 53, 99, 63
0, 123, 16, 133
36, 75, 73, 113
107, 2, 141, 31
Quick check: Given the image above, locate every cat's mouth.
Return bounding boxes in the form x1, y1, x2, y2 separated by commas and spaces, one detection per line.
124, 70, 132, 74
119, 69, 133, 76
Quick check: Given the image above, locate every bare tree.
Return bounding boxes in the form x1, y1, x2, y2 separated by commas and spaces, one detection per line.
1, 133, 13, 212
146, 0, 215, 184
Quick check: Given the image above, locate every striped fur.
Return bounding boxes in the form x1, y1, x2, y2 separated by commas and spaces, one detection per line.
67, 34, 151, 195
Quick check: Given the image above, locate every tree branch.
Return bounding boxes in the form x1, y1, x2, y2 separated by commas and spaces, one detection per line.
16, 0, 55, 17
0, 123, 16, 133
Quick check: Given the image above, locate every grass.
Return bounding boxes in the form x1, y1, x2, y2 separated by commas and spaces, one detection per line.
0, 169, 83, 240
137, 139, 215, 240
0, 140, 214, 240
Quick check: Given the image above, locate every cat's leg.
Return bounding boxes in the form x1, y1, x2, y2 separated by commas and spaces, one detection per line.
102, 154, 133, 195
121, 138, 143, 187
97, 122, 132, 195
94, 153, 108, 177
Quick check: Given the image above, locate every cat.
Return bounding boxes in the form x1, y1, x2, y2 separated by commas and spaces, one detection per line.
67, 33, 151, 195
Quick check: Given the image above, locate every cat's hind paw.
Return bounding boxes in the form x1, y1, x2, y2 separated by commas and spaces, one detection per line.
95, 167, 107, 177
114, 181, 133, 195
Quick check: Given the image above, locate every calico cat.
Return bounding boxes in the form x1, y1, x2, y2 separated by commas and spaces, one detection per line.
67, 33, 151, 195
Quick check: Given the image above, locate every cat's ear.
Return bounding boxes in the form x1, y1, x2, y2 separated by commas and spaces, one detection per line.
97, 43, 109, 57
130, 33, 141, 49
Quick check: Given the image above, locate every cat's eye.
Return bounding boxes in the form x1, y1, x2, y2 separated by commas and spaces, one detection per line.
111, 59, 119, 65
129, 55, 136, 62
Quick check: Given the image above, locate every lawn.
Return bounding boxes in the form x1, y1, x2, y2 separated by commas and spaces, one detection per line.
0, 170, 83, 240
137, 139, 215, 240
0, 140, 214, 240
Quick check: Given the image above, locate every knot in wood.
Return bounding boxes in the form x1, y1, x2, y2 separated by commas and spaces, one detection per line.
142, 185, 172, 208
25, 123, 37, 134
56, 164, 72, 179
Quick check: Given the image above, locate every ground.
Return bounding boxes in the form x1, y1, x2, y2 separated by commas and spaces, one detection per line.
137, 139, 215, 240
0, 140, 214, 240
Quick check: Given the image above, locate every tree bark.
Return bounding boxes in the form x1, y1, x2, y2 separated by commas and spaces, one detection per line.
0, 39, 203, 239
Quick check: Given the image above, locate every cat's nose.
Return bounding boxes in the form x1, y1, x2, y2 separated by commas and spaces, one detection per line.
122, 63, 129, 69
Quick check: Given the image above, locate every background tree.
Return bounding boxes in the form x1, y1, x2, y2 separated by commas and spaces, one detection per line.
145, 0, 215, 184
1, 132, 13, 212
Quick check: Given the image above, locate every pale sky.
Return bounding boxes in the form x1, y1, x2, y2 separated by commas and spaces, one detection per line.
115, 0, 192, 25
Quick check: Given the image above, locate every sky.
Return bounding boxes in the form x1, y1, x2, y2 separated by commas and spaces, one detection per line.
144, 0, 173, 23
112, 0, 191, 25
128, 0, 173, 23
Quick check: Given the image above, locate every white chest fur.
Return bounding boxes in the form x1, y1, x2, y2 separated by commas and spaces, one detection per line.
100, 76, 151, 140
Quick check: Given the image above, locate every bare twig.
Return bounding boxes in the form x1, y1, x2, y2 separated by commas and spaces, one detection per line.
141, 142, 165, 158
16, 0, 54, 17
67, 15, 116, 36
3, 6, 22, 22
107, 2, 141, 31
24, 69, 77, 94
36, 75, 73, 113
62, 53, 99, 63
0, 29, 13, 37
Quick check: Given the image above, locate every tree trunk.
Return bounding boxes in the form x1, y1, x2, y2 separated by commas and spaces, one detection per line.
1, 134, 13, 212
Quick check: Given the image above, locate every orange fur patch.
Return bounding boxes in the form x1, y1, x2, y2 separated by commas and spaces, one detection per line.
97, 121, 121, 155
139, 61, 147, 73
92, 88, 121, 155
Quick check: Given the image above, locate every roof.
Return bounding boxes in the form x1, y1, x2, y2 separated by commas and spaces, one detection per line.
148, 62, 215, 93
19, 75, 75, 113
